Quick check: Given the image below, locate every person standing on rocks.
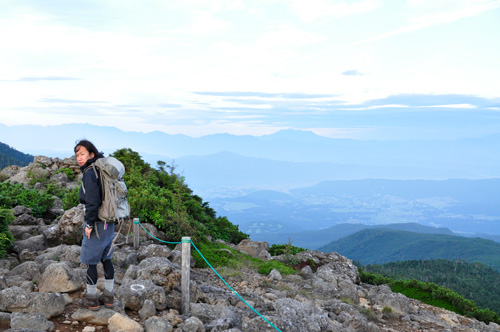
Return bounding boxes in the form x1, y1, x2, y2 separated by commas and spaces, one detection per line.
75, 139, 115, 311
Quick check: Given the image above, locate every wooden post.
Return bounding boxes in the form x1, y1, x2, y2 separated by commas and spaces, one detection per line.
181, 236, 191, 315
133, 218, 140, 250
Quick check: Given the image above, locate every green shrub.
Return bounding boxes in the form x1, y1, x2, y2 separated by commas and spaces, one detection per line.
54, 167, 76, 180
111, 148, 248, 244
62, 184, 81, 210
0, 182, 54, 217
0, 208, 14, 258
269, 243, 307, 256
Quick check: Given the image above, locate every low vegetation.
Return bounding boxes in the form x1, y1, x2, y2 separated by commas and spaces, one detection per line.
359, 268, 500, 325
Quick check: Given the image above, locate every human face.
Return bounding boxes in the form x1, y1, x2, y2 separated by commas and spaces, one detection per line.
75, 145, 95, 166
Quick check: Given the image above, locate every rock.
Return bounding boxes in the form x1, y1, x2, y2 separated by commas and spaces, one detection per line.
26, 292, 66, 318
12, 235, 48, 254
12, 213, 38, 226
43, 205, 84, 246
312, 261, 360, 303
116, 279, 167, 310
139, 299, 157, 319
6, 261, 41, 287
269, 269, 282, 281
10, 312, 55, 331
236, 239, 269, 258
180, 316, 204, 332
33, 156, 53, 168
0, 286, 31, 312
108, 312, 144, 332
300, 265, 314, 279
9, 225, 39, 240
258, 250, 271, 260
137, 244, 173, 262
71, 308, 117, 325
38, 262, 84, 293
190, 303, 238, 325
144, 316, 173, 332
136, 257, 180, 291
274, 298, 330, 332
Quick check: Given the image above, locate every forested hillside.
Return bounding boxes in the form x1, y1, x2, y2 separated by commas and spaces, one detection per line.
0, 142, 34, 169
319, 228, 500, 271
361, 259, 500, 314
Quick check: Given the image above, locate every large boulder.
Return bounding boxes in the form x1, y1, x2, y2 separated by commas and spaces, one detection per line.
9, 312, 55, 331
12, 235, 48, 254
43, 205, 84, 245
136, 257, 180, 291
38, 262, 84, 293
236, 239, 269, 258
0, 286, 65, 318
116, 280, 167, 311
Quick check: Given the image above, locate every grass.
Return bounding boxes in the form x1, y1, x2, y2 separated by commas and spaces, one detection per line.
192, 241, 297, 276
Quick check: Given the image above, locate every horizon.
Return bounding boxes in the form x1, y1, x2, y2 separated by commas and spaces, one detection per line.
1, 1, 500, 140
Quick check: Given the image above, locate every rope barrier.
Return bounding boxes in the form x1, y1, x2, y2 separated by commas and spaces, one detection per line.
133, 219, 282, 332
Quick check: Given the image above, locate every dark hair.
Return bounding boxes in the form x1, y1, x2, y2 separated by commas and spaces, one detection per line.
74, 139, 104, 158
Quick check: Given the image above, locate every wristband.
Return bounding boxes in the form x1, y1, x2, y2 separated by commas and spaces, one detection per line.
86, 224, 94, 229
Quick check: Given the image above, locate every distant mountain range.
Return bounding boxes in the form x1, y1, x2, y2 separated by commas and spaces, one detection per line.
0, 142, 34, 170
1, 123, 500, 195
319, 228, 500, 272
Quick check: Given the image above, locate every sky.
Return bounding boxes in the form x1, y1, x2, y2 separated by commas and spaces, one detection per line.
1, 0, 500, 140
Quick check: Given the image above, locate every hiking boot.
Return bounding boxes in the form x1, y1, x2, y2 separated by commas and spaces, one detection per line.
81, 293, 100, 311
99, 289, 114, 308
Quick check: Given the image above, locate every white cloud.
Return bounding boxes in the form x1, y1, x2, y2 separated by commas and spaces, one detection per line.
290, 0, 381, 22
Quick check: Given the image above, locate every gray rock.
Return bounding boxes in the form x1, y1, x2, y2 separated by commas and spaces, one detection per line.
136, 257, 180, 291
13, 206, 32, 216
33, 156, 53, 168
10, 312, 55, 331
190, 303, 238, 325
300, 265, 314, 279
0, 287, 31, 312
139, 299, 157, 319
9, 225, 39, 240
6, 261, 41, 287
12, 214, 38, 226
12, 235, 48, 254
71, 308, 117, 325
116, 279, 167, 310
144, 316, 173, 332
268, 269, 282, 281
137, 244, 173, 262
26, 292, 66, 318
38, 262, 83, 293
181, 316, 205, 332
236, 239, 269, 258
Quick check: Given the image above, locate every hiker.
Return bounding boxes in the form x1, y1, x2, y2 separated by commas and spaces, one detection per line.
75, 139, 115, 311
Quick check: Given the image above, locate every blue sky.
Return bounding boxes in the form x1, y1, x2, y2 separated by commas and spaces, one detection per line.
1, 0, 500, 140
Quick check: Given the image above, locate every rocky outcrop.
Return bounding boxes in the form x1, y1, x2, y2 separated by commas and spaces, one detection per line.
1, 156, 500, 331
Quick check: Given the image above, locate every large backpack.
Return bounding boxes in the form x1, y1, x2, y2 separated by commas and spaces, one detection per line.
83, 156, 130, 223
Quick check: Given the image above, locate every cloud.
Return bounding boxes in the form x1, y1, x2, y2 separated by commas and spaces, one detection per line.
361, 94, 500, 108
342, 70, 363, 76
354, 0, 500, 44
289, 0, 381, 22
193, 91, 337, 99
40, 98, 106, 104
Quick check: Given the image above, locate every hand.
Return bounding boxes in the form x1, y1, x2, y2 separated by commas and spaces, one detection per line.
85, 226, 92, 239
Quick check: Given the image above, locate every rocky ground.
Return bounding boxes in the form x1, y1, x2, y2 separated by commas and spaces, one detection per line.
1, 156, 500, 332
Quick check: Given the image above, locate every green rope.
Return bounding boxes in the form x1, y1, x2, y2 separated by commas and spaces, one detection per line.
134, 219, 182, 245
133, 219, 282, 331
190, 240, 282, 332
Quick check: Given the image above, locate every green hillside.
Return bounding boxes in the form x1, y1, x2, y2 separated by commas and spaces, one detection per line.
362, 259, 500, 314
0, 142, 34, 170
319, 228, 500, 271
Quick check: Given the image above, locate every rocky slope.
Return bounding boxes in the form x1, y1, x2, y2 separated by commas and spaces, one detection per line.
1, 156, 500, 332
